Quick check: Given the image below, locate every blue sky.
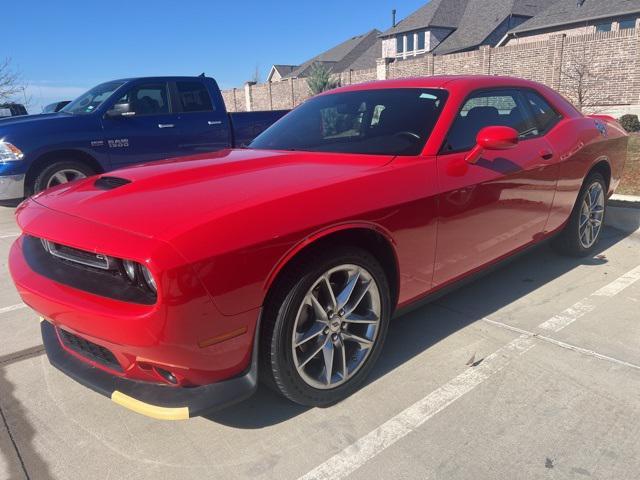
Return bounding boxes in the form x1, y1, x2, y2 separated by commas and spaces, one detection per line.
4, 0, 426, 113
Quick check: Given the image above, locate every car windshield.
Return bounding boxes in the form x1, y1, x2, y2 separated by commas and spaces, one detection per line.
250, 88, 447, 156
61, 82, 125, 115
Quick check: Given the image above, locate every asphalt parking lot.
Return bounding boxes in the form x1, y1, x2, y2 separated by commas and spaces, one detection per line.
0, 204, 638, 480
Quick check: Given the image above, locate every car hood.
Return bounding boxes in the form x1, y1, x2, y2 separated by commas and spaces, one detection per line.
31, 148, 393, 241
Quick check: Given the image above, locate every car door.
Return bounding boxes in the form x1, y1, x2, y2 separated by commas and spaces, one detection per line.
102, 81, 183, 167
433, 88, 560, 287
171, 80, 231, 154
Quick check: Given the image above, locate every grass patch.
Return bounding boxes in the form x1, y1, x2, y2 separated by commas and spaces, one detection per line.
618, 133, 640, 196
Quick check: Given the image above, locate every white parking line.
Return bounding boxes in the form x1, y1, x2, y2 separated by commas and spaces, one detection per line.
0, 303, 27, 315
539, 264, 640, 332
298, 263, 640, 480
0, 233, 19, 239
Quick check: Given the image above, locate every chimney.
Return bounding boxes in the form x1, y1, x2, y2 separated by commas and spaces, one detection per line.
392, 9, 397, 28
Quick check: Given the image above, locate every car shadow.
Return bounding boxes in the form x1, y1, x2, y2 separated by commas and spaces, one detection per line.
206, 227, 627, 429
0, 350, 54, 480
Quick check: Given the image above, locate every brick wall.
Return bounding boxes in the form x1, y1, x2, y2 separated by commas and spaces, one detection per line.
223, 24, 640, 115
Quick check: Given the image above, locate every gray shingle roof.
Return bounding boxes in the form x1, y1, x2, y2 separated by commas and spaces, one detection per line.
510, 0, 640, 34
283, 30, 381, 78
381, 0, 469, 36
433, 0, 558, 54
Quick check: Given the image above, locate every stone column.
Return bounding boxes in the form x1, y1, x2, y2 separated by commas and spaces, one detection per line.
546, 34, 566, 90
244, 81, 256, 112
480, 45, 492, 75
376, 58, 391, 80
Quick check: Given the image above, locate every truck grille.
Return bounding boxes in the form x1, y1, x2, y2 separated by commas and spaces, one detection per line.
58, 328, 122, 372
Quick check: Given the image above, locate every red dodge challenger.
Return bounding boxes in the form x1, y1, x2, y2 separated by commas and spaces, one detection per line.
9, 76, 627, 420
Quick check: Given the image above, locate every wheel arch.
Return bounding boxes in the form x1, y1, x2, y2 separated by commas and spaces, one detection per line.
25, 149, 104, 195
264, 223, 400, 312
588, 157, 612, 193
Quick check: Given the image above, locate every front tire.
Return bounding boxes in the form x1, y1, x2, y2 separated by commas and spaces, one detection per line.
552, 172, 607, 256
261, 246, 391, 407
32, 160, 95, 195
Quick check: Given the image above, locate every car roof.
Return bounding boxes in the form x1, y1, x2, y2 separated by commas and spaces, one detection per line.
327, 75, 547, 94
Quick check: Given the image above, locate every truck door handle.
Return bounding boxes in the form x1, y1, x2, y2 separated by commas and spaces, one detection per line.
158, 123, 175, 129
539, 149, 554, 160
208, 120, 222, 126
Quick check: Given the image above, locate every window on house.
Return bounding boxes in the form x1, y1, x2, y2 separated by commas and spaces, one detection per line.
619, 18, 636, 29
417, 31, 426, 50
396, 35, 404, 53
406, 33, 414, 52
596, 22, 612, 32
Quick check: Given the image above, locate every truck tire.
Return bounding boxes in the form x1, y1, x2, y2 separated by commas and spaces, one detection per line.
32, 161, 96, 195
260, 246, 391, 407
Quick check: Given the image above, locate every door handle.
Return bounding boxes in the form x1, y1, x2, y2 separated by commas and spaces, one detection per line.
539, 149, 554, 160
208, 120, 222, 126
158, 123, 175, 129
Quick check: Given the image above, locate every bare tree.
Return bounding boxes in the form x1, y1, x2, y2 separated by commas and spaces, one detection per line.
561, 47, 615, 113
250, 64, 261, 84
0, 58, 27, 104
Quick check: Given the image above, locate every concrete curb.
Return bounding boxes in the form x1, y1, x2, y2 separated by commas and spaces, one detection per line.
606, 194, 640, 233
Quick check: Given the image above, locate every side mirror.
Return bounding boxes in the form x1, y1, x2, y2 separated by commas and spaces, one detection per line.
105, 103, 134, 118
465, 126, 519, 164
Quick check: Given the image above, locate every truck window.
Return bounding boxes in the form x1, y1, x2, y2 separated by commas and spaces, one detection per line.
114, 83, 169, 116
176, 81, 214, 112
61, 81, 124, 115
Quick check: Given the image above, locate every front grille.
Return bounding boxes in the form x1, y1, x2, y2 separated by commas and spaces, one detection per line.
58, 328, 122, 372
41, 238, 113, 270
23, 236, 157, 305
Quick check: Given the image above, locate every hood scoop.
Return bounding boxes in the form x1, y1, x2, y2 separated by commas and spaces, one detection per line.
94, 176, 131, 190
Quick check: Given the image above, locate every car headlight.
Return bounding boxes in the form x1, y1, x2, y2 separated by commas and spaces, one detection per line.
120, 260, 157, 293
0, 140, 24, 162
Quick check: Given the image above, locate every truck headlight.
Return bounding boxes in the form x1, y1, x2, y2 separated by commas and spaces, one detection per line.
0, 140, 24, 162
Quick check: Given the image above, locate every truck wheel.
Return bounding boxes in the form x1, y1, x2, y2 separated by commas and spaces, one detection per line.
552, 172, 607, 257
33, 161, 96, 194
260, 246, 391, 406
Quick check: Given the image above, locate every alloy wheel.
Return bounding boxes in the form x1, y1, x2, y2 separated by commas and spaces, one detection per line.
46, 169, 87, 189
291, 264, 381, 390
579, 181, 605, 249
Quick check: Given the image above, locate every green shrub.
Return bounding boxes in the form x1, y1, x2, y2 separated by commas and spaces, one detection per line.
619, 114, 640, 132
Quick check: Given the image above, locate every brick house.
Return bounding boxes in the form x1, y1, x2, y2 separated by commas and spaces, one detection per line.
379, 0, 557, 59
500, 0, 640, 45
267, 30, 381, 82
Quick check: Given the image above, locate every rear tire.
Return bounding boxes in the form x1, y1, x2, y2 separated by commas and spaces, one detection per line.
552, 172, 607, 257
260, 246, 391, 407
32, 160, 95, 195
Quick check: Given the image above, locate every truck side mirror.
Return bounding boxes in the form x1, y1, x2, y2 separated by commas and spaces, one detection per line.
106, 103, 134, 118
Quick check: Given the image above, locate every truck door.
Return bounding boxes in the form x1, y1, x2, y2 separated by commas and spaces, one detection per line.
102, 81, 183, 167
171, 80, 231, 154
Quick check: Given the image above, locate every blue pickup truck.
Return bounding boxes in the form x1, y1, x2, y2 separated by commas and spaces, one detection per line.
0, 76, 288, 200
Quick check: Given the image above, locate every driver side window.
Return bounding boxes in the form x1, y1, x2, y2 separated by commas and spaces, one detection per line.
114, 82, 170, 116
443, 89, 537, 153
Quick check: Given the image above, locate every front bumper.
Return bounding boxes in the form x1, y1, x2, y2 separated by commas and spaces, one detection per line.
0, 173, 25, 200
41, 319, 258, 419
